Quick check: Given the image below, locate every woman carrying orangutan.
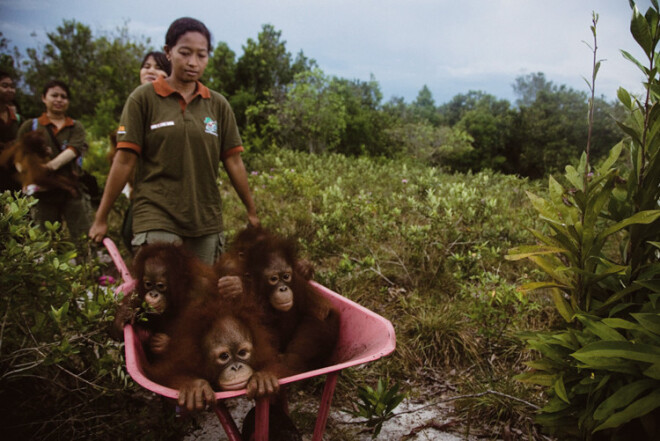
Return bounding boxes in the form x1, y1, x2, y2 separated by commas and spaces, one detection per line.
89, 17, 259, 264
15, 80, 93, 244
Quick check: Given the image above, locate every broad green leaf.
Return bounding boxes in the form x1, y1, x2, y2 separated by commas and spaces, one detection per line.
572, 341, 660, 364
630, 6, 653, 55
602, 318, 644, 332
515, 371, 556, 386
527, 339, 572, 363
519, 281, 570, 291
572, 357, 639, 375
526, 191, 560, 221
617, 87, 633, 109
600, 141, 623, 174
548, 175, 565, 205
554, 377, 570, 404
598, 210, 660, 240
632, 313, 660, 336
564, 165, 583, 190
643, 363, 660, 379
616, 119, 643, 146
552, 289, 575, 322
505, 245, 568, 261
542, 396, 570, 413
584, 176, 615, 228
594, 388, 660, 432
577, 315, 626, 341
600, 284, 642, 309
593, 379, 656, 421
529, 228, 579, 256
525, 359, 562, 371
549, 331, 581, 351
528, 255, 572, 286
587, 259, 628, 284
634, 279, 660, 294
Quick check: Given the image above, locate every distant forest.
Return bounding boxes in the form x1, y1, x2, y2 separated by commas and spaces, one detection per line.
0, 21, 624, 178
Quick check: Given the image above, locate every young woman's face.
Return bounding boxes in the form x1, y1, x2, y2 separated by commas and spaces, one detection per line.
140, 55, 168, 85
0, 76, 15, 104
166, 31, 209, 83
42, 86, 69, 115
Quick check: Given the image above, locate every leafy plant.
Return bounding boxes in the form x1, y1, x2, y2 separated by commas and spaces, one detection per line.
0, 192, 190, 440
348, 378, 406, 438
507, 3, 660, 439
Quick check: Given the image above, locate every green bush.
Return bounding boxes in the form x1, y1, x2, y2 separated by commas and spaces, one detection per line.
508, 4, 660, 439
0, 192, 187, 440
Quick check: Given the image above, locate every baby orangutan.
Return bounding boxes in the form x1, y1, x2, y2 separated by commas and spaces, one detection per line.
143, 294, 284, 411
111, 243, 216, 359
0, 131, 79, 196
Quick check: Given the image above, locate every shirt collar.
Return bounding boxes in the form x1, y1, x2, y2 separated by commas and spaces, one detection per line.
37, 113, 75, 129
152, 76, 210, 99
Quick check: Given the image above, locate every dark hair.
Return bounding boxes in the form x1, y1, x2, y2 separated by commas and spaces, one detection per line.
0, 70, 12, 82
42, 80, 70, 98
141, 51, 171, 75
165, 17, 212, 52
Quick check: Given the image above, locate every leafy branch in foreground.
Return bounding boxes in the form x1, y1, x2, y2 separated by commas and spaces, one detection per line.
507, 2, 660, 439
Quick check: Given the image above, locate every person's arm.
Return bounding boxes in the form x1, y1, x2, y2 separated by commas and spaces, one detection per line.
89, 149, 137, 242
222, 153, 259, 227
46, 148, 76, 170
48, 120, 87, 170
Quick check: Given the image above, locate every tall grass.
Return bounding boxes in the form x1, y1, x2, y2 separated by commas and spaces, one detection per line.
217, 151, 552, 423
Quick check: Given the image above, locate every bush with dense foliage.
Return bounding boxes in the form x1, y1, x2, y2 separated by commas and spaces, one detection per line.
508, 4, 660, 439
0, 193, 189, 440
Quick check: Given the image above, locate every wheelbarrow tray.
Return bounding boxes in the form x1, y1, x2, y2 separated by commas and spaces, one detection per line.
117, 279, 396, 400
104, 238, 395, 440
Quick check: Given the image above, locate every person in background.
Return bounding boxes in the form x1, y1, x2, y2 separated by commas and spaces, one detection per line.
139, 51, 171, 85
89, 17, 259, 265
0, 71, 22, 193
108, 51, 171, 252
15, 80, 93, 242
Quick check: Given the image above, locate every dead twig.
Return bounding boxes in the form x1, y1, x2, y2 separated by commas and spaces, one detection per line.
403, 419, 460, 438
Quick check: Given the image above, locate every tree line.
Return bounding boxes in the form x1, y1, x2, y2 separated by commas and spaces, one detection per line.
1, 20, 624, 178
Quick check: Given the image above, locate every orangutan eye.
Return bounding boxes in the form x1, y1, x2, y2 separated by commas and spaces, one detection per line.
282, 273, 291, 282
219, 352, 230, 362
268, 275, 279, 285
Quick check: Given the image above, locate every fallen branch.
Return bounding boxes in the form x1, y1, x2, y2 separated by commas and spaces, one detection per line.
405, 419, 460, 436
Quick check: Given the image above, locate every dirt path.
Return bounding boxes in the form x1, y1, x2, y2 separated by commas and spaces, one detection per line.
183, 395, 476, 440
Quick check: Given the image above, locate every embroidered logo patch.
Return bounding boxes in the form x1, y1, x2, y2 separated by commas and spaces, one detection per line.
204, 117, 218, 136
117, 125, 126, 135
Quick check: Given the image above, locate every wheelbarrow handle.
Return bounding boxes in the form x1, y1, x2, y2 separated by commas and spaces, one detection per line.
102, 237, 134, 285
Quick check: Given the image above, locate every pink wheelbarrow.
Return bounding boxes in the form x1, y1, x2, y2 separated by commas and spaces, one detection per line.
103, 238, 396, 441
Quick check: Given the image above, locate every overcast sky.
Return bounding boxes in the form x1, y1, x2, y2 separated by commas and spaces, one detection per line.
0, 0, 653, 105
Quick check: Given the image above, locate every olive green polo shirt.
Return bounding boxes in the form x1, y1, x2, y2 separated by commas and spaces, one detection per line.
116, 77, 243, 237
16, 113, 87, 178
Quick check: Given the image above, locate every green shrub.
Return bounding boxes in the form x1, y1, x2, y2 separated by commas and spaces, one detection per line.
0, 192, 188, 440
508, 4, 660, 439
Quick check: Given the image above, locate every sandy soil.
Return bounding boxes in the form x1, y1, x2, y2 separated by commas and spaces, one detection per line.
182, 395, 477, 441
